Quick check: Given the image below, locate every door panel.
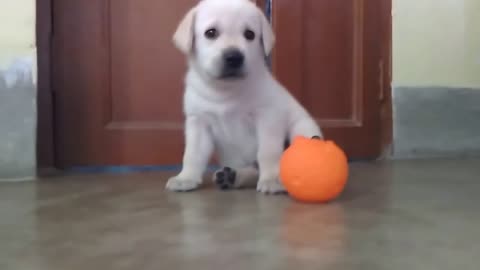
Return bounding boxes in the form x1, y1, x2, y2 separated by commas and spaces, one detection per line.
53, 0, 195, 167
109, 1, 184, 124
52, 0, 385, 167
272, 0, 383, 158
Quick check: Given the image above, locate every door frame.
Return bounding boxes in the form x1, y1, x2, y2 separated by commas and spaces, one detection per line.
36, 0, 392, 169
37, 0, 55, 170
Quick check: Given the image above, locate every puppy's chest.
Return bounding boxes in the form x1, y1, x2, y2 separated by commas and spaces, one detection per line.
208, 110, 257, 143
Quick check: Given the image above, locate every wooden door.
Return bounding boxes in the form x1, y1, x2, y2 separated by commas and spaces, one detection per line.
52, 0, 386, 167
271, 0, 385, 159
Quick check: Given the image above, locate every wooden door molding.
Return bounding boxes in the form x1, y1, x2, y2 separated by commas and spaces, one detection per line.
380, 0, 393, 158
36, 0, 55, 170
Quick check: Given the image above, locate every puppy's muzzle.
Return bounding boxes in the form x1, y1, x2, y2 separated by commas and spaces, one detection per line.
221, 48, 245, 78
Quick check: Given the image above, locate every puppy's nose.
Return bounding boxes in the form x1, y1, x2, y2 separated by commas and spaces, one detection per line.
223, 49, 245, 69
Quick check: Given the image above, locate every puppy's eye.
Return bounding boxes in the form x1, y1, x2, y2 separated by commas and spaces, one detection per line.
244, 29, 255, 41
205, 28, 219, 40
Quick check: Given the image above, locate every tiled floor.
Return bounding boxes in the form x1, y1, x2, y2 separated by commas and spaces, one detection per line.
1, 159, 479, 269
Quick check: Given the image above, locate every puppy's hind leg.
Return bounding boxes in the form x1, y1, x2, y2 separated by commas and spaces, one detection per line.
213, 165, 259, 191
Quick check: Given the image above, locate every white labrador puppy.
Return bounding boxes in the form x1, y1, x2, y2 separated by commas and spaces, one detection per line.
166, 0, 322, 194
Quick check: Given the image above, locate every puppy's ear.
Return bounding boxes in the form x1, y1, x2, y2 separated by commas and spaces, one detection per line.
259, 10, 275, 55
173, 7, 197, 54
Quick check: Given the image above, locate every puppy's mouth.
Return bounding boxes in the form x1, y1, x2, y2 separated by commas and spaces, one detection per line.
219, 69, 246, 80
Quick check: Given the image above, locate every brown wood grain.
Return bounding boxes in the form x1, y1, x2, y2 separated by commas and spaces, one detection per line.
271, 0, 387, 158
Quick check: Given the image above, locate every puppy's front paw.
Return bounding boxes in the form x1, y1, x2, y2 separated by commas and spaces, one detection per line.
256, 179, 286, 194
166, 176, 201, 192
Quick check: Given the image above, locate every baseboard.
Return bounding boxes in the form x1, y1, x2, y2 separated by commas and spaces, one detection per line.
0, 176, 35, 182
392, 86, 480, 159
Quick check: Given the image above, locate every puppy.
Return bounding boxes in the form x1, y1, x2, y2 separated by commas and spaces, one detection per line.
166, 0, 322, 194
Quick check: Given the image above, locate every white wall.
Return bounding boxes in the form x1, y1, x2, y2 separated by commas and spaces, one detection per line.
393, 0, 480, 88
0, 0, 37, 180
0, 0, 36, 68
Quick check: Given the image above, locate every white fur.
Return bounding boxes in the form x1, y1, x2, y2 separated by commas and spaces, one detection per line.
166, 0, 322, 193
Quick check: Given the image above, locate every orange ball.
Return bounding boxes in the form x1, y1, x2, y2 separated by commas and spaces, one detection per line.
280, 136, 349, 203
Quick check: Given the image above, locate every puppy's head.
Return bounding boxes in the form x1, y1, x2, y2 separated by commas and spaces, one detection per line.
173, 0, 275, 80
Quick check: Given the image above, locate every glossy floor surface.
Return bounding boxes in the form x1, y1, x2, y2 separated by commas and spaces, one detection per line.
1, 159, 479, 270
